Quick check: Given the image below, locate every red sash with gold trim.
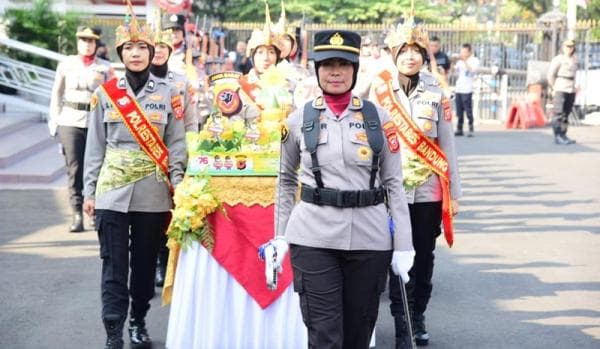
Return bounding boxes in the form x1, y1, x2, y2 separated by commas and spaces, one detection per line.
100, 78, 171, 190
238, 75, 263, 111
374, 70, 454, 247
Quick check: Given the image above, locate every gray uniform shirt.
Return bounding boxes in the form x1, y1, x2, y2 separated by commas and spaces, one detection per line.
371, 72, 462, 204
83, 76, 187, 213
166, 70, 198, 132
49, 55, 113, 128
547, 54, 578, 93
276, 96, 413, 252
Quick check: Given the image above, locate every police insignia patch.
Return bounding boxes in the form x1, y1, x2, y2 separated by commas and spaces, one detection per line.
442, 97, 453, 121
355, 132, 368, 142
148, 94, 163, 102
383, 121, 400, 153
90, 94, 98, 111
357, 146, 371, 160
281, 123, 289, 143
215, 88, 242, 117
423, 120, 433, 132
171, 95, 184, 120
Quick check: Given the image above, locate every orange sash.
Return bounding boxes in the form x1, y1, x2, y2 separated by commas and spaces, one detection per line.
100, 78, 172, 190
374, 70, 454, 247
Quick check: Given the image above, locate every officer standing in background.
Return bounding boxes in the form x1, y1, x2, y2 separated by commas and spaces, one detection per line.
49, 26, 114, 233
371, 17, 461, 347
163, 13, 187, 74
265, 30, 414, 349
82, 4, 187, 348
547, 39, 578, 145
149, 16, 198, 288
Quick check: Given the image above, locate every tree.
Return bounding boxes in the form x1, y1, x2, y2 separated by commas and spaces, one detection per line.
193, 0, 457, 24
3, 0, 81, 69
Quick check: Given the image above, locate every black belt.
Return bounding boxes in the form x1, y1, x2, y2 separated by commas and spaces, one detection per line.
557, 75, 574, 80
64, 101, 91, 111
300, 185, 386, 208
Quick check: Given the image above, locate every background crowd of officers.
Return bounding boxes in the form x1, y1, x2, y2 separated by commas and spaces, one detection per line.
48, 5, 470, 347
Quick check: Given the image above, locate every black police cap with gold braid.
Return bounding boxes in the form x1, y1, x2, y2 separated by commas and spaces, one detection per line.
312, 30, 361, 63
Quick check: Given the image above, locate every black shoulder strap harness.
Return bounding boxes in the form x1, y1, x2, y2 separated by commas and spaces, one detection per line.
300, 99, 385, 207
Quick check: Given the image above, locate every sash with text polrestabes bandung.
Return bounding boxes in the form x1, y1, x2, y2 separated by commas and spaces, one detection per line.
374, 70, 454, 247
101, 78, 172, 191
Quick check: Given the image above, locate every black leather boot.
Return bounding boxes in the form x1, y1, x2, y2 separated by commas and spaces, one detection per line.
103, 316, 125, 349
555, 133, 575, 145
413, 314, 429, 346
69, 207, 84, 233
129, 318, 152, 348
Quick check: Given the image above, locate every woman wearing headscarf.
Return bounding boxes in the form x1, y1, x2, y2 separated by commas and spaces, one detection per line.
370, 17, 462, 348
269, 30, 414, 349
82, 2, 186, 348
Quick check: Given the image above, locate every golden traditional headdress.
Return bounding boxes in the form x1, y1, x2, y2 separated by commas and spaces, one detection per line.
246, 1, 283, 57
274, 0, 296, 43
115, 0, 155, 48
384, 2, 429, 57
152, 10, 173, 50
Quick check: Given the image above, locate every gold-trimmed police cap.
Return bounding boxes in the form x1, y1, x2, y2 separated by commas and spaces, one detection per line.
115, 0, 155, 48
76, 26, 100, 40
312, 30, 361, 63
385, 16, 429, 58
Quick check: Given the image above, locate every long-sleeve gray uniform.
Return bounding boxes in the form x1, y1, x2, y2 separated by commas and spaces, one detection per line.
83, 76, 187, 212
276, 96, 413, 252
165, 70, 198, 132
371, 72, 461, 203
371, 71, 462, 329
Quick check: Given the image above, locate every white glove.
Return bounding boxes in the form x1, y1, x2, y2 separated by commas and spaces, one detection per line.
271, 236, 289, 272
391, 250, 415, 283
48, 119, 57, 137
259, 236, 289, 273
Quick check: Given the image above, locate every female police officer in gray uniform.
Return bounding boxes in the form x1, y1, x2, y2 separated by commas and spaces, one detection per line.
267, 30, 415, 349
82, 7, 186, 349
370, 18, 462, 347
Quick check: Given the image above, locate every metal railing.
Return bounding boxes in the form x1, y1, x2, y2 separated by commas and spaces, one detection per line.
0, 55, 56, 100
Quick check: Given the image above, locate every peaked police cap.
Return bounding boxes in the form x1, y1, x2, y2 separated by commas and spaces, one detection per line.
312, 30, 361, 63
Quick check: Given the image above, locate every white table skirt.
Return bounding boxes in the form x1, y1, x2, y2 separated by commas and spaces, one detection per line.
166, 241, 308, 349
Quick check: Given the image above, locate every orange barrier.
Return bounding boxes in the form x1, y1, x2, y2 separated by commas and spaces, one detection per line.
505, 84, 547, 129
505, 99, 547, 129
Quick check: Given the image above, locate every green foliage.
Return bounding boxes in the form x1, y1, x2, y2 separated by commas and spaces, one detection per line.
193, 0, 455, 24
3, 0, 81, 69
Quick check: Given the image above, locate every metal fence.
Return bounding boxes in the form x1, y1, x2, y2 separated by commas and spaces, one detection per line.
85, 18, 599, 121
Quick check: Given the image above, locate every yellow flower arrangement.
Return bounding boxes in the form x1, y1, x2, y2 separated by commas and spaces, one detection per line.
167, 176, 223, 251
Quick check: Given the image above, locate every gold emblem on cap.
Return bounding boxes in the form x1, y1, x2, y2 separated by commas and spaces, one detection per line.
330, 32, 344, 46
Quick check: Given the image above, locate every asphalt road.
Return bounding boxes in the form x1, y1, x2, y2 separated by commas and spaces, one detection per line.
1, 124, 599, 348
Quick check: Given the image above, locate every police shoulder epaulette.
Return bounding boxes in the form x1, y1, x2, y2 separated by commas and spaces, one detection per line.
314, 96, 324, 108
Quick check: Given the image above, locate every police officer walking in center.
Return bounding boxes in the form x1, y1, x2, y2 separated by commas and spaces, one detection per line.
265, 30, 415, 349
82, 3, 186, 348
